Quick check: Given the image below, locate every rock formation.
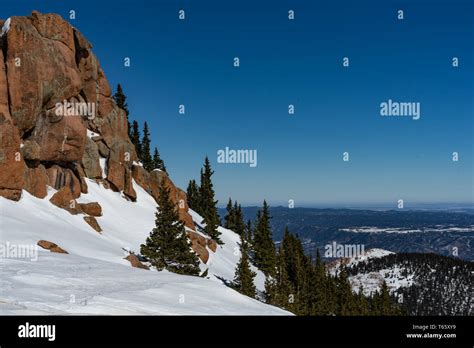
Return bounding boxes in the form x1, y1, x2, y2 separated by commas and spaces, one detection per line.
0, 11, 213, 262
37, 240, 68, 254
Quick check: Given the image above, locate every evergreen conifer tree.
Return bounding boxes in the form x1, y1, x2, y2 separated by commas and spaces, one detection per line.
277, 228, 310, 314
233, 203, 246, 236
265, 245, 295, 311
152, 147, 167, 173
141, 121, 153, 171
297, 257, 315, 315
186, 180, 200, 213
335, 265, 356, 315
130, 120, 142, 160
224, 198, 235, 230
199, 157, 222, 244
140, 179, 200, 275
223, 199, 245, 236
378, 281, 396, 315
325, 272, 338, 315
113, 84, 129, 116
245, 219, 253, 245
113, 84, 131, 139
253, 200, 276, 277
233, 236, 256, 298
356, 285, 370, 315
311, 249, 329, 315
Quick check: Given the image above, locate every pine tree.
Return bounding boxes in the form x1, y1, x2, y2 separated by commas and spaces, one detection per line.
233, 203, 246, 236
266, 245, 295, 311
199, 157, 222, 244
113, 84, 131, 139
224, 198, 236, 230
233, 236, 256, 298
311, 249, 329, 315
280, 228, 303, 287
297, 256, 314, 315
130, 120, 142, 160
245, 219, 253, 245
294, 238, 309, 310
186, 180, 200, 213
253, 200, 276, 277
114, 84, 129, 116
277, 227, 309, 314
141, 121, 153, 171
325, 272, 338, 315
356, 286, 370, 315
335, 265, 356, 315
152, 147, 167, 173
223, 199, 245, 236
140, 179, 200, 276
378, 281, 396, 315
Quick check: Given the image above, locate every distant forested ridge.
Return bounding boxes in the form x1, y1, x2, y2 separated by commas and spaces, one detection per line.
346, 253, 473, 315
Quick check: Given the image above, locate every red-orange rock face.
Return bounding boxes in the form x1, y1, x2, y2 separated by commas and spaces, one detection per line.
187, 231, 209, 264
0, 12, 202, 256
5, 16, 82, 135
0, 47, 24, 200
83, 215, 102, 233
124, 254, 149, 270
23, 163, 48, 199
37, 240, 68, 254
0, 122, 24, 200
30, 11, 75, 52
186, 230, 217, 264
32, 108, 87, 163
131, 166, 195, 230
79, 202, 102, 216
45, 165, 82, 199
0, 50, 10, 120
49, 186, 81, 214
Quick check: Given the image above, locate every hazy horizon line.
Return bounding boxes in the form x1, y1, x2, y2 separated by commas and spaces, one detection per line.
217, 202, 474, 210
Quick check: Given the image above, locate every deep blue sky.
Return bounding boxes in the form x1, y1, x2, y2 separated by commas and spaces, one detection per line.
3, 0, 473, 207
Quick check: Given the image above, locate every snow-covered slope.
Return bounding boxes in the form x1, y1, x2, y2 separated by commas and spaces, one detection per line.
188, 209, 266, 292
349, 266, 415, 296
0, 181, 290, 315
326, 248, 407, 295
328, 248, 394, 276
0, 253, 286, 315
1, 180, 157, 266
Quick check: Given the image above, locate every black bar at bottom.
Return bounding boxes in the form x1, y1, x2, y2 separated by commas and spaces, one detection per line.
0, 315, 472, 346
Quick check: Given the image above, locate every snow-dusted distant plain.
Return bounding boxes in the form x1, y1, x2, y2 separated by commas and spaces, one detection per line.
0, 180, 290, 315
339, 226, 474, 234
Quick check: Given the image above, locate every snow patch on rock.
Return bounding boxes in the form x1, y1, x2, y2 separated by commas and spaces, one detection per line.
99, 157, 107, 178
1, 18, 11, 37
86, 129, 100, 138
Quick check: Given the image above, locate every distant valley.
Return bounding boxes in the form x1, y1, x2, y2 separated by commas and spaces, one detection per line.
220, 207, 474, 261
